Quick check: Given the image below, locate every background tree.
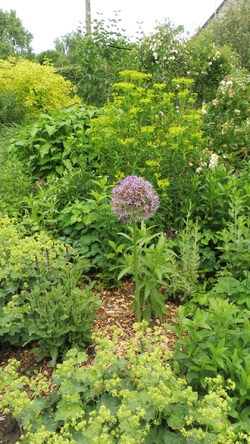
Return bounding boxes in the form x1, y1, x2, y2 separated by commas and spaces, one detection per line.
54, 15, 139, 106
207, 0, 250, 70
0, 9, 33, 59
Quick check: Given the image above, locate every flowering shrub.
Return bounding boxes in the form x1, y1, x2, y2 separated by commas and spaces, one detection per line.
202, 68, 250, 167
0, 57, 80, 120
88, 70, 206, 229
111, 175, 159, 224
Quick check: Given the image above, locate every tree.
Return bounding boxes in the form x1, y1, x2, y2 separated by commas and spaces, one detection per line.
207, 0, 250, 70
54, 15, 139, 106
0, 9, 33, 59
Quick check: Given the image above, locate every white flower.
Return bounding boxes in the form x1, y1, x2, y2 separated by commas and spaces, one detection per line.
234, 109, 241, 115
209, 153, 219, 169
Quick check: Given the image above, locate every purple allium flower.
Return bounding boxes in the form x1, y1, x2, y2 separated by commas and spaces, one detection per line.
111, 175, 159, 223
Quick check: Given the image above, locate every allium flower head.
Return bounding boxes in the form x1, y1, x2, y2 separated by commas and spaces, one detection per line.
111, 175, 159, 223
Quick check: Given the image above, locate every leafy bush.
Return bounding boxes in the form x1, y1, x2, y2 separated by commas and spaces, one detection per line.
185, 33, 237, 105
1, 323, 246, 443
0, 153, 32, 217
58, 176, 123, 275
179, 164, 250, 281
166, 297, 250, 434
0, 278, 100, 365
202, 68, 250, 167
9, 104, 101, 179
87, 71, 206, 228
0, 215, 78, 303
55, 15, 138, 106
139, 23, 236, 105
0, 57, 80, 122
0, 215, 100, 364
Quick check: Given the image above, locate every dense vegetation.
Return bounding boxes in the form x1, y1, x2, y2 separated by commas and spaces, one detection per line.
0, 5, 250, 443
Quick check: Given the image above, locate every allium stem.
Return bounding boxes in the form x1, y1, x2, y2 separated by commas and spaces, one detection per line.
133, 221, 141, 321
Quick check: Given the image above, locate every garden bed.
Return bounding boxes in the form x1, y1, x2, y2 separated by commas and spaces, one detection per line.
0, 282, 178, 444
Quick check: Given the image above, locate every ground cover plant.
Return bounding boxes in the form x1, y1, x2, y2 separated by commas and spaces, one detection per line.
0, 14, 250, 443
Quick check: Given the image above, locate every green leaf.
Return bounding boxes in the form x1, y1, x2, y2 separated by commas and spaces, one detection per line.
118, 266, 133, 280
167, 405, 186, 430
45, 124, 56, 136
163, 430, 186, 443
40, 143, 52, 158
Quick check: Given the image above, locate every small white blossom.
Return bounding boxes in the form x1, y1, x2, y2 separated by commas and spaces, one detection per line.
209, 153, 219, 169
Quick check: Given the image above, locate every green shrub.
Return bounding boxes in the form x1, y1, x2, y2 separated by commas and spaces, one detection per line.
0, 215, 84, 304
0, 57, 80, 120
87, 71, 206, 229
166, 297, 250, 434
0, 322, 246, 443
58, 176, 123, 276
0, 154, 32, 217
0, 215, 100, 364
202, 68, 250, 167
9, 104, 101, 179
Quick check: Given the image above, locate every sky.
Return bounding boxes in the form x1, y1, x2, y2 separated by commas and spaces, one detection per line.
1, 0, 224, 53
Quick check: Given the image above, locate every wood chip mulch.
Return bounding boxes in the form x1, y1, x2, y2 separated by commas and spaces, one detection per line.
93, 281, 179, 350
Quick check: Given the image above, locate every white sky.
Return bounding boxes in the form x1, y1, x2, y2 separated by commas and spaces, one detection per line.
1, 0, 223, 53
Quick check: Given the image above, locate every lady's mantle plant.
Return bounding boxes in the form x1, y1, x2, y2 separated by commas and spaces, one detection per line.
111, 175, 162, 321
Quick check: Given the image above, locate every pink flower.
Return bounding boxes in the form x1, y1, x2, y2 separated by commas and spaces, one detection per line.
111, 175, 159, 223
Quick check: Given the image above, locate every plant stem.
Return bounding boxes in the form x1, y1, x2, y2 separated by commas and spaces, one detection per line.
133, 221, 141, 321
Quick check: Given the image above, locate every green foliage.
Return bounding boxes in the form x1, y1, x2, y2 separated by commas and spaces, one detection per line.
185, 33, 237, 104
0, 9, 33, 59
87, 71, 206, 228
138, 21, 236, 105
9, 104, 101, 179
202, 69, 250, 166
211, 276, 250, 309
179, 164, 250, 281
138, 19, 187, 86
0, 215, 72, 304
1, 323, 245, 443
0, 90, 26, 125
55, 15, 139, 106
116, 223, 170, 321
0, 277, 100, 366
0, 152, 32, 217
207, 0, 250, 70
58, 176, 122, 275
0, 57, 80, 123
112, 218, 201, 320
166, 297, 250, 433
0, 215, 99, 364
216, 195, 250, 280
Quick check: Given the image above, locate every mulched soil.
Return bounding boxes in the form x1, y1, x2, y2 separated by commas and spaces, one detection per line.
0, 281, 179, 444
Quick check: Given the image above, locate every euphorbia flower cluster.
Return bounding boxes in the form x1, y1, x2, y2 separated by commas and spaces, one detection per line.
111, 175, 159, 224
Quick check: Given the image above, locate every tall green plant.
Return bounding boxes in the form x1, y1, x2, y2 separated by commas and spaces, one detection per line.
87, 71, 206, 229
